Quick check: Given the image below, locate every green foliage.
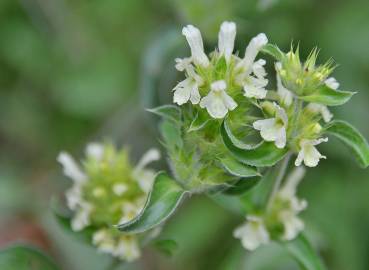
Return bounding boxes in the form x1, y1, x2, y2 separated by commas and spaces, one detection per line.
300, 85, 355, 106
118, 172, 188, 233
324, 120, 369, 168
221, 120, 288, 167
283, 234, 326, 270
0, 245, 59, 270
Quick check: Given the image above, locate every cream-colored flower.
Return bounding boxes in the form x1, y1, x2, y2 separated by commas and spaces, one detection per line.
199, 80, 237, 119
233, 215, 270, 251
295, 138, 328, 167
325, 77, 339, 90
306, 103, 333, 123
243, 59, 268, 99
182, 25, 209, 67
237, 33, 268, 71
275, 62, 293, 107
218, 21, 236, 62
253, 103, 288, 148
57, 152, 87, 183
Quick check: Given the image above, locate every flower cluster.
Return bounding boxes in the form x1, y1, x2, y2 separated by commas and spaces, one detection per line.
234, 167, 307, 250
174, 21, 268, 119
57, 143, 160, 261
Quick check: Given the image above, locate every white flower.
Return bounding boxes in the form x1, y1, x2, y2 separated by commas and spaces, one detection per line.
182, 25, 209, 67
199, 80, 237, 119
306, 103, 333, 123
233, 215, 270, 251
71, 201, 92, 231
65, 185, 82, 210
86, 143, 104, 161
133, 148, 161, 193
57, 152, 87, 183
218, 21, 236, 62
175, 57, 192, 72
275, 62, 293, 107
113, 183, 128, 196
295, 138, 328, 167
173, 77, 201, 105
325, 77, 339, 90
279, 210, 305, 241
243, 59, 268, 99
237, 33, 268, 72
253, 103, 288, 148
114, 237, 141, 262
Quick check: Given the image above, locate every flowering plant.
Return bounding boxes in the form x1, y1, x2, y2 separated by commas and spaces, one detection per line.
56, 21, 369, 269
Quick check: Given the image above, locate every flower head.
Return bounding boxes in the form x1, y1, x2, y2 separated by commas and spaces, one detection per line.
253, 103, 288, 148
295, 138, 328, 167
57, 143, 161, 261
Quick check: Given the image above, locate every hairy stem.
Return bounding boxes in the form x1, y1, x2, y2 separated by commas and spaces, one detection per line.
267, 153, 291, 210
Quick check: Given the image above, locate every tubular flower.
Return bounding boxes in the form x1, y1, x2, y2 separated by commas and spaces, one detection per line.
295, 138, 328, 167
253, 103, 288, 148
57, 143, 161, 261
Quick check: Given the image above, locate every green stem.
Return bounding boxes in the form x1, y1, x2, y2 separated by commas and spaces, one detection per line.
267, 153, 291, 210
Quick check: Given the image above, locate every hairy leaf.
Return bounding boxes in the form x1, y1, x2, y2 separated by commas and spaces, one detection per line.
324, 120, 369, 168
147, 105, 181, 123
118, 172, 187, 233
261, 44, 285, 61
300, 85, 355, 106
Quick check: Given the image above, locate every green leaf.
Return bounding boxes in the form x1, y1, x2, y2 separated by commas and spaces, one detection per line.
187, 112, 210, 132
152, 239, 178, 256
159, 120, 183, 150
220, 157, 260, 178
283, 234, 326, 270
324, 120, 369, 168
147, 105, 181, 123
0, 245, 59, 270
220, 120, 288, 167
223, 177, 260, 195
118, 172, 188, 233
299, 85, 355, 106
262, 44, 285, 61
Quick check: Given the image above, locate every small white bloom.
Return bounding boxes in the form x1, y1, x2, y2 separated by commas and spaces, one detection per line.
253, 103, 288, 148
279, 210, 305, 241
237, 33, 268, 71
325, 77, 339, 90
65, 185, 82, 210
119, 202, 142, 225
200, 80, 237, 119
279, 166, 306, 199
233, 215, 270, 251
182, 25, 209, 67
275, 62, 293, 107
71, 201, 92, 231
175, 57, 192, 71
306, 103, 333, 123
113, 183, 128, 196
114, 238, 141, 261
295, 138, 328, 167
243, 59, 268, 99
57, 152, 87, 183
86, 143, 104, 161
218, 21, 236, 62
173, 77, 201, 105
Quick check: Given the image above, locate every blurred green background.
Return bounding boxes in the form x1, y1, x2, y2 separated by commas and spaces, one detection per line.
0, 0, 368, 269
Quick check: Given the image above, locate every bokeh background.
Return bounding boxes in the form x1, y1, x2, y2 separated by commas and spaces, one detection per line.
0, 0, 368, 269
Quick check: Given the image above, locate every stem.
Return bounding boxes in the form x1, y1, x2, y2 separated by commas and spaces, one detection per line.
267, 153, 291, 210
106, 258, 121, 270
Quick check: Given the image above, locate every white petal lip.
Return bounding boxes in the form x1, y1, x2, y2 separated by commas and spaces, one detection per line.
57, 152, 87, 183
306, 103, 333, 123
233, 215, 270, 251
218, 21, 236, 62
275, 62, 293, 107
200, 80, 237, 119
175, 57, 192, 71
173, 78, 201, 105
325, 77, 339, 90
182, 25, 209, 67
295, 138, 328, 167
